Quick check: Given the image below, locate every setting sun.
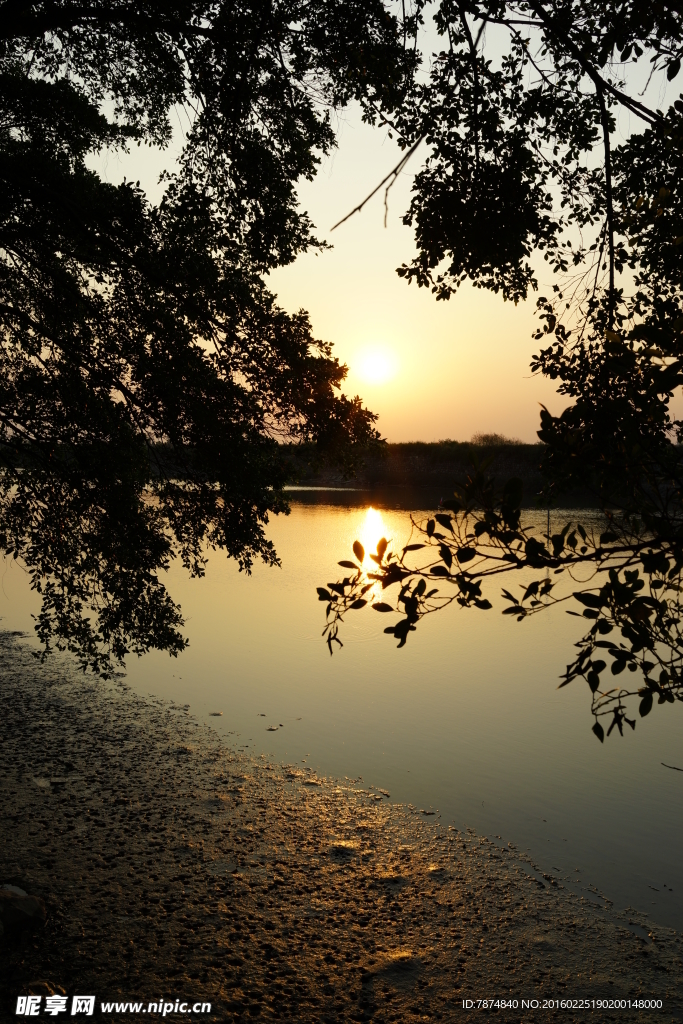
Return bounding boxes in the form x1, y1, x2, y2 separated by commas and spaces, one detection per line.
355, 347, 397, 385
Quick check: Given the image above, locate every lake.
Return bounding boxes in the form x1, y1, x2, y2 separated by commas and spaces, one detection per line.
2, 494, 682, 931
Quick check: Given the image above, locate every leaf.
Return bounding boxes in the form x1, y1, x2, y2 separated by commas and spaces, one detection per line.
502, 477, 523, 510
426, 519, 435, 537
435, 514, 452, 530
338, 560, 358, 569
667, 57, 681, 80
376, 537, 388, 560
353, 541, 365, 563
456, 547, 476, 563
403, 544, 425, 552
349, 599, 367, 610
592, 722, 605, 743
430, 565, 450, 576
639, 691, 653, 717
414, 578, 426, 596
611, 659, 626, 675
573, 591, 602, 608
551, 532, 565, 556
599, 531, 618, 545
372, 602, 394, 612
439, 544, 453, 568
317, 588, 332, 601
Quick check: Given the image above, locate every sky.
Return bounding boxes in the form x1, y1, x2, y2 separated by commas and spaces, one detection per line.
87, 20, 680, 445
267, 110, 561, 443
96, 109, 562, 444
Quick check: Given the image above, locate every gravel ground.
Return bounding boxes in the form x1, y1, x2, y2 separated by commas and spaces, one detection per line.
1, 631, 682, 1022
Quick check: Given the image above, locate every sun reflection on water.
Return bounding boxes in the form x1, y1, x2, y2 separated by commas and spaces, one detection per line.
358, 507, 388, 567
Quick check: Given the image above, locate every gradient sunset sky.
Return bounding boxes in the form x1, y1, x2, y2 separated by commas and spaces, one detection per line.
267, 104, 562, 444
89, 45, 678, 445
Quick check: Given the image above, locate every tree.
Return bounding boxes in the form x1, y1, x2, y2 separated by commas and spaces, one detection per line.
321, 1, 683, 738
0, 0, 415, 674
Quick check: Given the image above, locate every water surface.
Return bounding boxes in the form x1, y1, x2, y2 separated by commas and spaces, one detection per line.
2, 497, 682, 929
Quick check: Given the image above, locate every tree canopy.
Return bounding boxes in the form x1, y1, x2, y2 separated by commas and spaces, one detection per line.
321, 1, 683, 737
0, 0, 416, 673
4, 0, 683, 721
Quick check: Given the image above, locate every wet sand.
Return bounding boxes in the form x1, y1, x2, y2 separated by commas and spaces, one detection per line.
1, 633, 682, 1021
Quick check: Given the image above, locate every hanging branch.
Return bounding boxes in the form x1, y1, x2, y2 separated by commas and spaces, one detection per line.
525, 0, 662, 126
597, 85, 615, 327
459, 2, 481, 176
330, 135, 425, 232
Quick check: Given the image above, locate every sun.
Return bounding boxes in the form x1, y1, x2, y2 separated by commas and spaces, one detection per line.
356, 348, 397, 385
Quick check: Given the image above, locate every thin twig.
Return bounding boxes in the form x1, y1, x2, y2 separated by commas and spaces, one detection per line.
330, 135, 425, 232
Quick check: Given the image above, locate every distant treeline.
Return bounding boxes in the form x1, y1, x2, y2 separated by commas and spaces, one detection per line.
287, 436, 549, 503
2, 436, 563, 505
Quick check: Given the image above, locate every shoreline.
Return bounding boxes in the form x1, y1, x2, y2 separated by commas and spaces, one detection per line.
2, 633, 682, 1021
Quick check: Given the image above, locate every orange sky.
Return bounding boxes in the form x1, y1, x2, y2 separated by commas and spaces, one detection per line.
90, 66, 679, 446
89, 99, 568, 444
267, 107, 564, 443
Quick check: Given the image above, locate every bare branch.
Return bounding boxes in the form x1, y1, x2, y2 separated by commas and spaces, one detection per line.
330, 135, 425, 233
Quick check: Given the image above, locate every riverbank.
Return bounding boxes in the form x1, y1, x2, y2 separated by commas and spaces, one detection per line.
1, 633, 682, 1021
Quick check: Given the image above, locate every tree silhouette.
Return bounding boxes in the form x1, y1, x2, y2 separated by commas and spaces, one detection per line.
0, 0, 414, 673
321, 1, 683, 737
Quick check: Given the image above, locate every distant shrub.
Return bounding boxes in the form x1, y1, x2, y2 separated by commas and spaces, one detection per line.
470, 432, 523, 446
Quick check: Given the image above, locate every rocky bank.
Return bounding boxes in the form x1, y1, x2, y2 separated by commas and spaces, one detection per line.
1, 633, 682, 1021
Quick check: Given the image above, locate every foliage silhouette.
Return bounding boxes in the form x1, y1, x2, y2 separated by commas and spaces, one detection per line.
0, 0, 415, 673
322, 1, 683, 736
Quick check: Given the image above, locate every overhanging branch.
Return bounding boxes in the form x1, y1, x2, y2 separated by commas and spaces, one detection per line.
330, 135, 424, 233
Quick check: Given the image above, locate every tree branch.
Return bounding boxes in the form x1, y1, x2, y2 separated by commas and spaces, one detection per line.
524, 0, 662, 125
330, 135, 424, 232
0, 2, 211, 43
459, 2, 481, 177
596, 86, 615, 327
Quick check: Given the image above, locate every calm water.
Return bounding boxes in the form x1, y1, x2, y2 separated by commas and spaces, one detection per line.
2, 497, 682, 930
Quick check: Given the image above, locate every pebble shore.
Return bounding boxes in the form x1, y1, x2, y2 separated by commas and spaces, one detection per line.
1, 632, 682, 1021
